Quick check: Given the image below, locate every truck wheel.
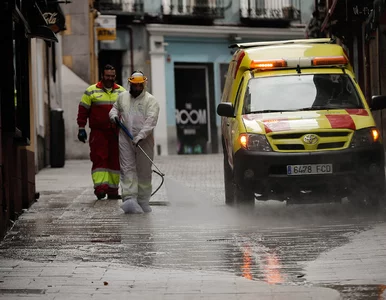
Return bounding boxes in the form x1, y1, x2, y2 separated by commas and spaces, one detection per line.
223, 154, 235, 206
349, 182, 385, 207
234, 185, 255, 207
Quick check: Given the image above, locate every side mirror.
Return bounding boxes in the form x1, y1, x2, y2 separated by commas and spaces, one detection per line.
217, 102, 235, 117
371, 95, 386, 111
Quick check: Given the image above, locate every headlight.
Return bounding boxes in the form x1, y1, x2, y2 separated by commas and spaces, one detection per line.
350, 128, 381, 148
239, 133, 272, 151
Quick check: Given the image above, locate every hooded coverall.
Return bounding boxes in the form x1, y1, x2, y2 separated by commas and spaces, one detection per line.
109, 89, 160, 209
77, 81, 126, 197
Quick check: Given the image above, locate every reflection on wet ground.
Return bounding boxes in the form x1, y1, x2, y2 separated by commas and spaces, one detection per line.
326, 284, 386, 300
1, 155, 386, 300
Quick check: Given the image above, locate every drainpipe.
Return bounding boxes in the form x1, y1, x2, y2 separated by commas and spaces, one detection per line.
127, 26, 134, 74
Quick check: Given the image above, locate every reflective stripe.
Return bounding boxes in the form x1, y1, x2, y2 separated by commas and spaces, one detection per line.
85, 89, 105, 96
92, 101, 119, 105
85, 89, 123, 96
263, 118, 290, 133
92, 169, 120, 188
325, 114, 356, 130
93, 168, 120, 175
109, 172, 120, 187
79, 102, 90, 109
94, 182, 119, 189
82, 84, 125, 106
346, 109, 369, 116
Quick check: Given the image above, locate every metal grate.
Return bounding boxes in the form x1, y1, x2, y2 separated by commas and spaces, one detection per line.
239, 0, 301, 20
161, 0, 225, 18
96, 0, 144, 13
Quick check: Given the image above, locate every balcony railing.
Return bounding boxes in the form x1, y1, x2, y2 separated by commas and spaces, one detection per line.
240, 0, 301, 21
161, 0, 225, 19
95, 0, 144, 15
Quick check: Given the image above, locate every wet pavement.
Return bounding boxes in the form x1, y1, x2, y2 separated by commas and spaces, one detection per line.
1, 154, 386, 299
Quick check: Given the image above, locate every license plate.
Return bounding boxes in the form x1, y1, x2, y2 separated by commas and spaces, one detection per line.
287, 164, 333, 175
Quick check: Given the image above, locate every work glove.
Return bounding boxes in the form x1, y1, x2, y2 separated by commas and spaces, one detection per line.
111, 117, 118, 124
133, 136, 142, 147
78, 128, 87, 143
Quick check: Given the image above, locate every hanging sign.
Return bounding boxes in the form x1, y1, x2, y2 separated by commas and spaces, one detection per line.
95, 15, 116, 41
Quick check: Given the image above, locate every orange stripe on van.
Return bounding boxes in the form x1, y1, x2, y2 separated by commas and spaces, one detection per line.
325, 114, 356, 130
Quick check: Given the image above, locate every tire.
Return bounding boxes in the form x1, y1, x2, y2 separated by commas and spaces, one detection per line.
348, 176, 385, 207
223, 153, 235, 206
234, 184, 255, 207
223, 142, 255, 207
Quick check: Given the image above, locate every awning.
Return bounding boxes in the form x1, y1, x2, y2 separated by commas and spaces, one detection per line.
14, 0, 69, 43
42, 0, 67, 33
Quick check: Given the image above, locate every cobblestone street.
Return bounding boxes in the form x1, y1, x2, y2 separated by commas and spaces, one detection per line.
1, 154, 386, 299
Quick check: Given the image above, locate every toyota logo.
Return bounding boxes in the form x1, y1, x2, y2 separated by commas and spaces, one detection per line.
303, 134, 319, 145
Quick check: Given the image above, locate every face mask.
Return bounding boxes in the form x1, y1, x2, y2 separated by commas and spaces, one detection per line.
130, 85, 143, 98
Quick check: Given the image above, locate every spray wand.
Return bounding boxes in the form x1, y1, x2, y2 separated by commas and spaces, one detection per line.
115, 117, 165, 196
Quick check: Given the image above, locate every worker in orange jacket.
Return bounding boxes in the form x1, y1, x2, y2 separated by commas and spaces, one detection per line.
77, 64, 126, 200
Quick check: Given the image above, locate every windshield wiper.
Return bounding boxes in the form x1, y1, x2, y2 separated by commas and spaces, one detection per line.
298, 105, 363, 111
298, 106, 337, 111
246, 109, 293, 114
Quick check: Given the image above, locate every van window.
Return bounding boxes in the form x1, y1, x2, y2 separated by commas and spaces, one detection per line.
221, 61, 235, 103
234, 78, 245, 113
243, 74, 363, 113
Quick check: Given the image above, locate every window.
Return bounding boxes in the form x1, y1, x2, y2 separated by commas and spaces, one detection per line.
243, 74, 363, 113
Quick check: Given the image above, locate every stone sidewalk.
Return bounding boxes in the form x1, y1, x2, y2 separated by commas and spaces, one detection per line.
0, 157, 341, 299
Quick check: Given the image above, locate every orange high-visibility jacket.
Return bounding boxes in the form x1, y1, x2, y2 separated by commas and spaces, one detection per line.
77, 81, 126, 129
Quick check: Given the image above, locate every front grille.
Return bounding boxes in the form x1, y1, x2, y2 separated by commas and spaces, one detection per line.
271, 131, 350, 139
277, 144, 305, 150
268, 130, 352, 152
317, 142, 346, 149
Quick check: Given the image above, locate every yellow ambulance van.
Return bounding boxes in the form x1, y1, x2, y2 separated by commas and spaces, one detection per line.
217, 38, 386, 207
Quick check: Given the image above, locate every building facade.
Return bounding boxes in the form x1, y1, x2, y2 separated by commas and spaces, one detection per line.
319, 0, 386, 141
63, 0, 312, 158
0, 0, 67, 239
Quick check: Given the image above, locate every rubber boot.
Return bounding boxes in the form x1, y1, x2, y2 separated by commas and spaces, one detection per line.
120, 198, 144, 214
138, 200, 152, 213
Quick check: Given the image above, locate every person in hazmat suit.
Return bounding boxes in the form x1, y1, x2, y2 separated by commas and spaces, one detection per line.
109, 71, 160, 214
77, 64, 126, 200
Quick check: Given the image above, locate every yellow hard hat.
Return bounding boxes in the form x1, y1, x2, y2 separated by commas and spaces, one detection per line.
128, 71, 147, 84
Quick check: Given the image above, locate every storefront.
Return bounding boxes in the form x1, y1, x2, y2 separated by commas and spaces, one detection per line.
0, 0, 67, 239
320, 0, 386, 147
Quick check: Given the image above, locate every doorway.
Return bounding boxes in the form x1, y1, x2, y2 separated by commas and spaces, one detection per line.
174, 63, 217, 154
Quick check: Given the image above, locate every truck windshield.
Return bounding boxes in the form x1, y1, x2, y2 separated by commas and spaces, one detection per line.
243, 74, 363, 114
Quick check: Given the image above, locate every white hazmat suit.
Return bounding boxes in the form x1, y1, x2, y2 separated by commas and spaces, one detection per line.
109, 88, 160, 213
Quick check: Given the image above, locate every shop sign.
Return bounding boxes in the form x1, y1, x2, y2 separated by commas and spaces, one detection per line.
95, 15, 116, 41
351, 0, 374, 21
37, 1, 66, 33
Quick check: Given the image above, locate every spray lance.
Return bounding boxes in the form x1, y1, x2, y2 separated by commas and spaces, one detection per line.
115, 117, 165, 196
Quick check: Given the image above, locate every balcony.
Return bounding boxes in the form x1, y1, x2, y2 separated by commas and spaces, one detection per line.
240, 0, 302, 28
94, 0, 144, 16
161, 0, 225, 25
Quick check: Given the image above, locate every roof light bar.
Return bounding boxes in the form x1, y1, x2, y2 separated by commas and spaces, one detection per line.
312, 56, 348, 66
250, 59, 287, 70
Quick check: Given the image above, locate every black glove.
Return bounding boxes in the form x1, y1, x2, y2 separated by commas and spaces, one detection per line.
78, 129, 87, 143
133, 139, 142, 147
